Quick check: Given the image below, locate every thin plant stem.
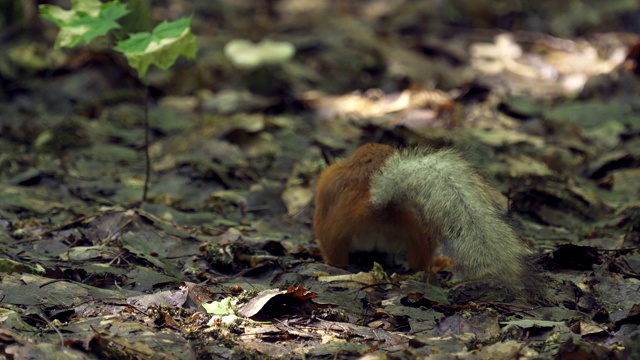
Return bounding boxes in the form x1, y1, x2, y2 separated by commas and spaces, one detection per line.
142, 76, 150, 203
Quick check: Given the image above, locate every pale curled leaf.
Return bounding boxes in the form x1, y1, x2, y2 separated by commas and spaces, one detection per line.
224, 39, 295, 69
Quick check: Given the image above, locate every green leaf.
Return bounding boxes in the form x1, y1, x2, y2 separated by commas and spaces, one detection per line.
152, 17, 192, 38
114, 17, 197, 78
39, 0, 129, 48
115, 32, 153, 53
202, 297, 236, 315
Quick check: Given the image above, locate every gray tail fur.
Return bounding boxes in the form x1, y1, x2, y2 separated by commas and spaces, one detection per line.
369, 148, 542, 297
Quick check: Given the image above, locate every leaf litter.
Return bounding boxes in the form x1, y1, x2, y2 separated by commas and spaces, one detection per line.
1, 1, 640, 359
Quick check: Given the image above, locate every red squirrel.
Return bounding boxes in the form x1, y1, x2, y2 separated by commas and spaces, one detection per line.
313, 143, 543, 298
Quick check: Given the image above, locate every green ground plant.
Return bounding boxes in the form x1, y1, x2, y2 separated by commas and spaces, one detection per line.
39, 0, 197, 203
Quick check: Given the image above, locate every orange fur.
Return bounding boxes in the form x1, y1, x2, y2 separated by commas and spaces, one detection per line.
313, 143, 438, 271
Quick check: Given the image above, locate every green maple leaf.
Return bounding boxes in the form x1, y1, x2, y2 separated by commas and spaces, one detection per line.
39, 0, 129, 49
114, 17, 197, 78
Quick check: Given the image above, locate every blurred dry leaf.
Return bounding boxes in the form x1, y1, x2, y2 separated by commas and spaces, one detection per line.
281, 185, 313, 216
473, 128, 544, 147
502, 154, 554, 177
305, 87, 453, 122
224, 39, 295, 69
318, 271, 381, 288
127, 288, 189, 309
158, 95, 198, 112
198, 89, 275, 114
471, 34, 627, 97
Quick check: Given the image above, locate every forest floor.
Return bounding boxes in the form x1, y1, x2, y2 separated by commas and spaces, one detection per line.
1, 1, 640, 359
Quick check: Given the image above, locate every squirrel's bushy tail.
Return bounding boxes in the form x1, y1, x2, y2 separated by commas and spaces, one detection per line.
369, 148, 542, 297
